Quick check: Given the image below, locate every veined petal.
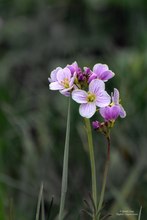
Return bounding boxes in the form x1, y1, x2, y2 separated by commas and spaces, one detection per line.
100, 105, 120, 120
72, 90, 87, 103
93, 64, 108, 75
69, 75, 76, 87
88, 73, 97, 83
49, 67, 62, 82
57, 67, 71, 83
119, 105, 126, 118
49, 81, 64, 90
111, 105, 120, 119
67, 61, 79, 74
96, 91, 110, 107
99, 107, 107, 119
79, 103, 96, 118
99, 70, 115, 81
89, 79, 105, 94
113, 88, 119, 104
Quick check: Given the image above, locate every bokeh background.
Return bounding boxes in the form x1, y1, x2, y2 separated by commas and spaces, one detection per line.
0, 0, 147, 219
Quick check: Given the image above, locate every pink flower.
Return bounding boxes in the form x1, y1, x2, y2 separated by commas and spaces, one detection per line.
99, 88, 126, 121
92, 121, 101, 130
88, 63, 115, 83
72, 79, 110, 118
67, 61, 80, 75
48, 67, 62, 83
49, 67, 75, 96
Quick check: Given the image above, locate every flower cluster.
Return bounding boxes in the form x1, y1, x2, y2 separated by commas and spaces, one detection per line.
48, 61, 126, 131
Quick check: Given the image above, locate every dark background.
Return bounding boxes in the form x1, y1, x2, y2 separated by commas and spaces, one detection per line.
0, 0, 147, 219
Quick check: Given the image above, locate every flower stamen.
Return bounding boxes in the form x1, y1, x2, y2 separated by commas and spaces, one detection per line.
61, 78, 70, 88
87, 92, 96, 102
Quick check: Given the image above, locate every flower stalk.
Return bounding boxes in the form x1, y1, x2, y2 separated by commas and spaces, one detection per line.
58, 97, 71, 220
97, 135, 111, 220
84, 118, 97, 216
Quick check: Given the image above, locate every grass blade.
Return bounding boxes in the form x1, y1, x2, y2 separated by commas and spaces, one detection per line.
138, 206, 142, 220
58, 97, 71, 220
36, 182, 44, 220
41, 192, 45, 220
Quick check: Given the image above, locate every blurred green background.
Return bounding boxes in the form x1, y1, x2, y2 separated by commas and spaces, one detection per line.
0, 0, 147, 219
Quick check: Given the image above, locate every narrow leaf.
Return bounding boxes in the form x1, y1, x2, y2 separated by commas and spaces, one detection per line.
138, 206, 142, 220
41, 192, 45, 220
36, 182, 44, 220
58, 97, 71, 220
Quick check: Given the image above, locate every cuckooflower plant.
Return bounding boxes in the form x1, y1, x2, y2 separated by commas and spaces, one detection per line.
48, 61, 126, 220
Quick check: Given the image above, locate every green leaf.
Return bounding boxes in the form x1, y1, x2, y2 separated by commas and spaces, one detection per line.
58, 97, 71, 220
36, 182, 44, 220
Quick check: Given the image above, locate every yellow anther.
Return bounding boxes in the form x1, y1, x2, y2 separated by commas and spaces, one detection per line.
87, 92, 96, 102
110, 102, 114, 107
62, 78, 70, 88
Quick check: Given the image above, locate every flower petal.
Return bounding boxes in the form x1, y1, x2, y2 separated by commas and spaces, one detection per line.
99, 70, 115, 81
100, 105, 120, 120
119, 105, 126, 118
111, 105, 120, 119
69, 75, 76, 87
72, 90, 87, 103
49, 81, 64, 90
93, 64, 108, 75
89, 79, 105, 94
67, 61, 79, 74
99, 107, 107, 119
88, 73, 97, 83
79, 103, 96, 118
49, 67, 62, 82
92, 121, 101, 129
60, 90, 70, 97
112, 88, 119, 104
57, 67, 71, 83
95, 91, 111, 107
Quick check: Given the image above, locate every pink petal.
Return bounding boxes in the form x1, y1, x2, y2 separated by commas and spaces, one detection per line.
113, 88, 119, 104
119, 105, 126, 118
88, 73, 97, 83
93, 64, 108, 75
100, 105, 120, 120
49, 81, 64, 90
79, 103, 96, 118
67, 61, 79, 74
60, 90, 70, 97
95, 91, 110, 107
111, 105, 120, 119
89, 79, 105, 94
69, 75, 76, 87
49, 67, 62, 82
72, 90, 87, 103
99, 107, 107, 119
57, 67, 71, 83
99, 70, 115, 81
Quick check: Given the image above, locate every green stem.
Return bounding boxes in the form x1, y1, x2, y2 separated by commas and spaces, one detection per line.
97, 136, 110, 220
58, 98, 71, 220
84, 118, 97, 214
